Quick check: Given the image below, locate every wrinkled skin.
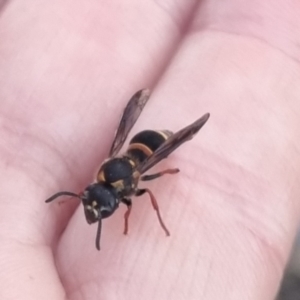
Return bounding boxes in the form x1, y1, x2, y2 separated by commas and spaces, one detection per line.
1, 1, 300, 299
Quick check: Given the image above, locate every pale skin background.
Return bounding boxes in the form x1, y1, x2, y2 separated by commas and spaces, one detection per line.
0, 0, 300, 299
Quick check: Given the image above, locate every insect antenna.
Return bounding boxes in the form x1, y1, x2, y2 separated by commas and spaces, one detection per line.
45, 191, 82, 203
95, 215, 103, 251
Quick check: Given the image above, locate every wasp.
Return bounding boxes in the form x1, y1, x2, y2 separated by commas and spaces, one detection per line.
45, 89, 210, 250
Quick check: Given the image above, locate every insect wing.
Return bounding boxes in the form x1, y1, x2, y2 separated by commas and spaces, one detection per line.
109, 89, 150, 157
137, 113, 210, 174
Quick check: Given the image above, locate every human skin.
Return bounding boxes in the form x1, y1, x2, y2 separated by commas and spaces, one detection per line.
1, 0, 300, 299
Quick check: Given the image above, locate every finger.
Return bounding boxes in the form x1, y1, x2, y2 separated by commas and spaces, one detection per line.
0, 0, 199, 243
0, 0, 199, 299
55, 2, 300, 300
195, 0, 300, 59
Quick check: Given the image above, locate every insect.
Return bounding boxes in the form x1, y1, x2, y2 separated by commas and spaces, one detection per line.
45, 89, 210, 250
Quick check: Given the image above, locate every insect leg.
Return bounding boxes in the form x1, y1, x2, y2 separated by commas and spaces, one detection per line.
121, 198, 132, 235
135, 188, 170, 236
141, 168, 180, 181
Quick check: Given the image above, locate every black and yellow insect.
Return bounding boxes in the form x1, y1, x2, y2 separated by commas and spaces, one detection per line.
45, 89, 210, 250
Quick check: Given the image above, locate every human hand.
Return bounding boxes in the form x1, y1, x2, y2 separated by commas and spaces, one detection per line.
1, 1, 299, 299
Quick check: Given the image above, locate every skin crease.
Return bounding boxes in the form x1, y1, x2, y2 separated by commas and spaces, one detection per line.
0, 0, 300, 299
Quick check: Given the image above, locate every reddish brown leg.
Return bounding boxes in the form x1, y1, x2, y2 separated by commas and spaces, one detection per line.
121, 198, 132, 235
141, 168, 179, 181
135, 188, 170, 236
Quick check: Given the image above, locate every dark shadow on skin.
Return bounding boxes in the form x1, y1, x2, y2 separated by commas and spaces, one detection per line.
276, 234, 300, 300
276, 271, 300, 300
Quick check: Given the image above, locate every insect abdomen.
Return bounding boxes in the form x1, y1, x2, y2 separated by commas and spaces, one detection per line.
127, 130, 173, 164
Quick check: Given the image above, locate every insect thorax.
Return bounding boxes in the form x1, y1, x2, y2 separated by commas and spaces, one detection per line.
97, 157, 137, 195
